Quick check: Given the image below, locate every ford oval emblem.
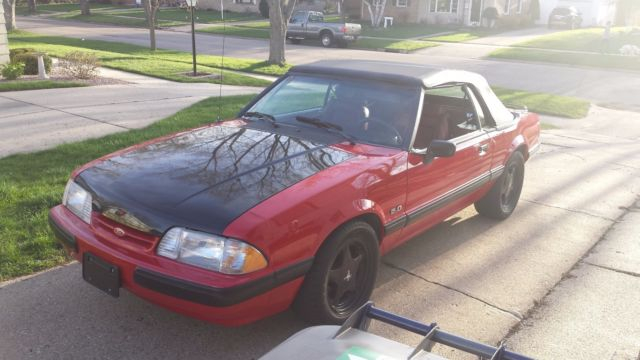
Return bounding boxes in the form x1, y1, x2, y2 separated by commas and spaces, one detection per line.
113, 227, 126, 237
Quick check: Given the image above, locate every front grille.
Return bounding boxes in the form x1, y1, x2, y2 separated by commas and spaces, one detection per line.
92, 213, 159, 251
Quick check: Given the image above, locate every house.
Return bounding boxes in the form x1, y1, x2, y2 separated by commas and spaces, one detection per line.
1, 5, 9, 65
349, 0, 536, 25
537, 0, 616, 27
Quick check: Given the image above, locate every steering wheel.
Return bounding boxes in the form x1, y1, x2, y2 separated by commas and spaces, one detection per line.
358, 117, 403, 146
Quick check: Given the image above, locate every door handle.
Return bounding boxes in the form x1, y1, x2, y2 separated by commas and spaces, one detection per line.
478, 143, 489, 155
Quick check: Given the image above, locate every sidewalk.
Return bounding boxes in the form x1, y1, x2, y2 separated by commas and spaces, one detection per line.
0, 68, 261, 157
505, 199, 640, 359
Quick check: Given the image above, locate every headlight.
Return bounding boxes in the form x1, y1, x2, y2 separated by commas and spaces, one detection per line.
62, 180, 92, 224
157, 228, 268, 275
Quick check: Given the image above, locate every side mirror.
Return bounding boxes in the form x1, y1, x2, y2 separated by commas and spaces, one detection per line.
410, 140, 455, 165
429, 140, 456, 158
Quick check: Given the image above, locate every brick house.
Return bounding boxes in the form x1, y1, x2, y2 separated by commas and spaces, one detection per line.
349, 0, 536, 25
1, 5, 9, 65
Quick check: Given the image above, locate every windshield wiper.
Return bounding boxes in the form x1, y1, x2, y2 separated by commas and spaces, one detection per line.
243, 111, 278, 127
295, 116, 356, 145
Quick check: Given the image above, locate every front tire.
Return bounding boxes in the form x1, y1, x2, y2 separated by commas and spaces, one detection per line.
474, 151, 525, 219
293, 221, 379, 324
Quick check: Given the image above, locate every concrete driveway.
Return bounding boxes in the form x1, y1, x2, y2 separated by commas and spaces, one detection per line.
1, 106, 639, 359
16, 17, 640, 112
0, 70, 260, 157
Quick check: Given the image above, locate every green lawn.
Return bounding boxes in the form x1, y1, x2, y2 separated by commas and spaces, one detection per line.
354, 38, 438, 52
53, 12, 184, 28
488, 27, 640, 72
199, 23, 271, 39
514, 27, 640, 52
490, 48, 640, 72
361, 24, 450, 39
9, 32, 289, 86
114, 7, 261, 24
0, 80, 87, 92
16, 3, 261, 27
15, 3, 117, 16
0, 95, 254, 281
493, 87, 590, 119
426, 28, 501, 42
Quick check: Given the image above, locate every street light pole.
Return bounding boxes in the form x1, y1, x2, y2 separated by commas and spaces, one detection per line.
190, 4, 197, 76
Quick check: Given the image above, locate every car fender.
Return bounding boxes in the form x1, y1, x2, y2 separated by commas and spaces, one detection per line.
316, 198, 386, 248
510, 134, 528, 160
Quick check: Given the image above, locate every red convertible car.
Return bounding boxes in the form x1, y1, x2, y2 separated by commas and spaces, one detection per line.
49, 60, 540, 326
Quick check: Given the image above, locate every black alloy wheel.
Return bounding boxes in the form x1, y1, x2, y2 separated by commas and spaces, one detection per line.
474, 151, 525, 219
293, 221, 379, 324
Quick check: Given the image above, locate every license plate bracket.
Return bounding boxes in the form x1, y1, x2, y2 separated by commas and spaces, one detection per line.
82, 252, 120, 297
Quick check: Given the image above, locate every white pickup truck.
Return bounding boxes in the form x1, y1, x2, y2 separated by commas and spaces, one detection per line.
287, 10, 362, 48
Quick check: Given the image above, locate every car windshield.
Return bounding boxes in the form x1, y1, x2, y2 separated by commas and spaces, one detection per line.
246, 75, 421, 148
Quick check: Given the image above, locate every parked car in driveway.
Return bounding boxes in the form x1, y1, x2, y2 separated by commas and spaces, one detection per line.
49, 60, 540, 326
287, 10, 361, 47
548, 6, 583, 29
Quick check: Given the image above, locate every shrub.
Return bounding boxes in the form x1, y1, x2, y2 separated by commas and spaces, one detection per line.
1, 63, 25, 81
10, 48, 53, 75
59, 51, 100, 79
9, 48, 36, 61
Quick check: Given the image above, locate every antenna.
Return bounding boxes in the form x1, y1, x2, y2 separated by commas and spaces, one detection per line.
217, 0, 226, 122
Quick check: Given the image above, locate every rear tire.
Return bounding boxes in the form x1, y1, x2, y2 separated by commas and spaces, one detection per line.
474, 151, 525, 220
320, 31, 334, 47
293, 221, 379, 324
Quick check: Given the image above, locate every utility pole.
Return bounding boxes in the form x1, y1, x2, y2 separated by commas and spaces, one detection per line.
187, 0, 198, 76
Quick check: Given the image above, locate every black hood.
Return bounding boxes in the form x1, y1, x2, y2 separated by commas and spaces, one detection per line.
77, 124, 353, 235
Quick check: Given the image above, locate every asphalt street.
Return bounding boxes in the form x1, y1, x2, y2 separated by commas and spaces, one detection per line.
17, 17, 640, 111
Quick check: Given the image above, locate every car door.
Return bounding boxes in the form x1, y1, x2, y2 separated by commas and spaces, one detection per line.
400, 84, 494, 242
305, 12, 323, 39
288, 11, 307, 38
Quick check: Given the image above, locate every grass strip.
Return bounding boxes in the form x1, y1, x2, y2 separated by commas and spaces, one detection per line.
8, 31, 289, 85
0, 80, 87, 92
354, 38, 438, 51
0, 95, 254, 281
489, 47, 640, 72
494, 87, 590, 119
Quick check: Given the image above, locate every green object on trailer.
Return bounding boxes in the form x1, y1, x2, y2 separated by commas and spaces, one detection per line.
260, 302, 533, 360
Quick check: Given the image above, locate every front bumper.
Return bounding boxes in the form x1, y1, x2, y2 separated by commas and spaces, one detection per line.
49, 205, 311, 325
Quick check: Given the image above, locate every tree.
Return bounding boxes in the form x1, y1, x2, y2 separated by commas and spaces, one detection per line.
79, 0, 90, 16
3, 0, 17, 31
27, 0, 36, 15
142, 0, 160, 50
266, 0, 297, 66
362, 0, 387, 27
